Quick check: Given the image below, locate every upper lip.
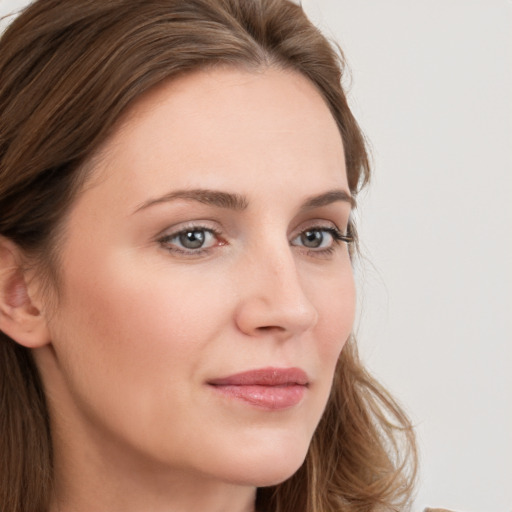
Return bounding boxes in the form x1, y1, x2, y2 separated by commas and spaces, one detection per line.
208, 367, 309, 387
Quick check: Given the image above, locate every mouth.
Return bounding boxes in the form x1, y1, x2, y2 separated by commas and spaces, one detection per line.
207, 367, 309, 410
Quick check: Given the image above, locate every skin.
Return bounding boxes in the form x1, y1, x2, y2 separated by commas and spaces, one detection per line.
29, 67, 356, 512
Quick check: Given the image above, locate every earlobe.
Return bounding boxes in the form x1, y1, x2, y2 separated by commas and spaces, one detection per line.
0, 237, 51, 348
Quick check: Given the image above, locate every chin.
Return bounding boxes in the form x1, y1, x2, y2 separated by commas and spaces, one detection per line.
218, 440, 310, 488
250, 462, 306, 488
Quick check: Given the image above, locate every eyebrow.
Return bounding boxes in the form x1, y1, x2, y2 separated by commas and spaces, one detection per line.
302, 189, 356, 209
134, 189, 248, 213
133, 187, 354, 214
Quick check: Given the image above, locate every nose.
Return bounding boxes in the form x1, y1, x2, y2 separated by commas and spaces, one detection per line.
234, 242, 318, 339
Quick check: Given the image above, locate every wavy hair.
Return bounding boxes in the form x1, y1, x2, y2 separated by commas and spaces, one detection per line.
0, 1, 417, 510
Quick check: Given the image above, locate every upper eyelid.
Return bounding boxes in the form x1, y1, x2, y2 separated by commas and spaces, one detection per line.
290, 219, 345, 237
161, 227, 219, 240
157, 216, 347, 234
155, 220, 221, 239
158, 221, 344, 238
154, 209, 352, 240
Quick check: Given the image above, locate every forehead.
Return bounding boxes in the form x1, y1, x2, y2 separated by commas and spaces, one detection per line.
84, 67, 347, 207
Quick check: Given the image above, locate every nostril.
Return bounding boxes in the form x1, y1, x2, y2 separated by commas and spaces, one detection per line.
256, 325, 286, 333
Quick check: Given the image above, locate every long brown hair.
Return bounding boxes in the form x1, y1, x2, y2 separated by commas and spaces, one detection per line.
0, 1, 417, 511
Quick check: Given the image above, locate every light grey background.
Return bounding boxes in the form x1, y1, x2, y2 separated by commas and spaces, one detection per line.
1, 1, 511, 511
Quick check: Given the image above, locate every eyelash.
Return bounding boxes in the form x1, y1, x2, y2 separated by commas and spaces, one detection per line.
157, 225, 353, 257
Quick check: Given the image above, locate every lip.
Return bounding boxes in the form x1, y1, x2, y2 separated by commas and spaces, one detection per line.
207, 367, 309, 410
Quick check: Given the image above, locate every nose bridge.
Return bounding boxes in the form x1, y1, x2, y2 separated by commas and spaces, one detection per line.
235, 232, 318, 336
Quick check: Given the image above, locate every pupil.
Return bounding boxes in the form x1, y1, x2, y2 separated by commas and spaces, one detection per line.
180, 230, 205, 249
302, 230, 322, 248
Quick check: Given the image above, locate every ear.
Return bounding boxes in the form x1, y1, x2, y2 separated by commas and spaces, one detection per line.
0, 237, 51, 348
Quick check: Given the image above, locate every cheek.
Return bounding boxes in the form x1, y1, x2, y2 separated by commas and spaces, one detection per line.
311, 265, 356, 361
48, 249, 227, 420
44, 251, 241, 468
54, 255, 223, 374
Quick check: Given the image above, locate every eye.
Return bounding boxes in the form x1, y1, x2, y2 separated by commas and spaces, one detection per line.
295, 229, 331, 249
176, 229, 210, 249
291, 227, 352, 251
158, 227, 222, 253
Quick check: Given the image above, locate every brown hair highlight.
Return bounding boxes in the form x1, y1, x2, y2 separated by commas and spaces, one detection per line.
0, 1, 416, 511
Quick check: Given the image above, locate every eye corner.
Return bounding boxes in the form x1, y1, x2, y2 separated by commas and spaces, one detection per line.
336, 231, 354, 244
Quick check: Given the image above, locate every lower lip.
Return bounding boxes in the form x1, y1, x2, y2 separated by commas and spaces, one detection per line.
210, 384, 306, 410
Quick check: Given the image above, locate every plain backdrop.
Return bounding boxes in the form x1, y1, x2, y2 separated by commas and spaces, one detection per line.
1, 1, 511, 511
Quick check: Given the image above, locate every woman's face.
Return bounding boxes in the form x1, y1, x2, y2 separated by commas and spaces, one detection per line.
37, 68, 355, 489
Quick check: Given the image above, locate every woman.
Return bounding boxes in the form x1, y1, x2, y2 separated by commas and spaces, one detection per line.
0, 1, 416, 511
